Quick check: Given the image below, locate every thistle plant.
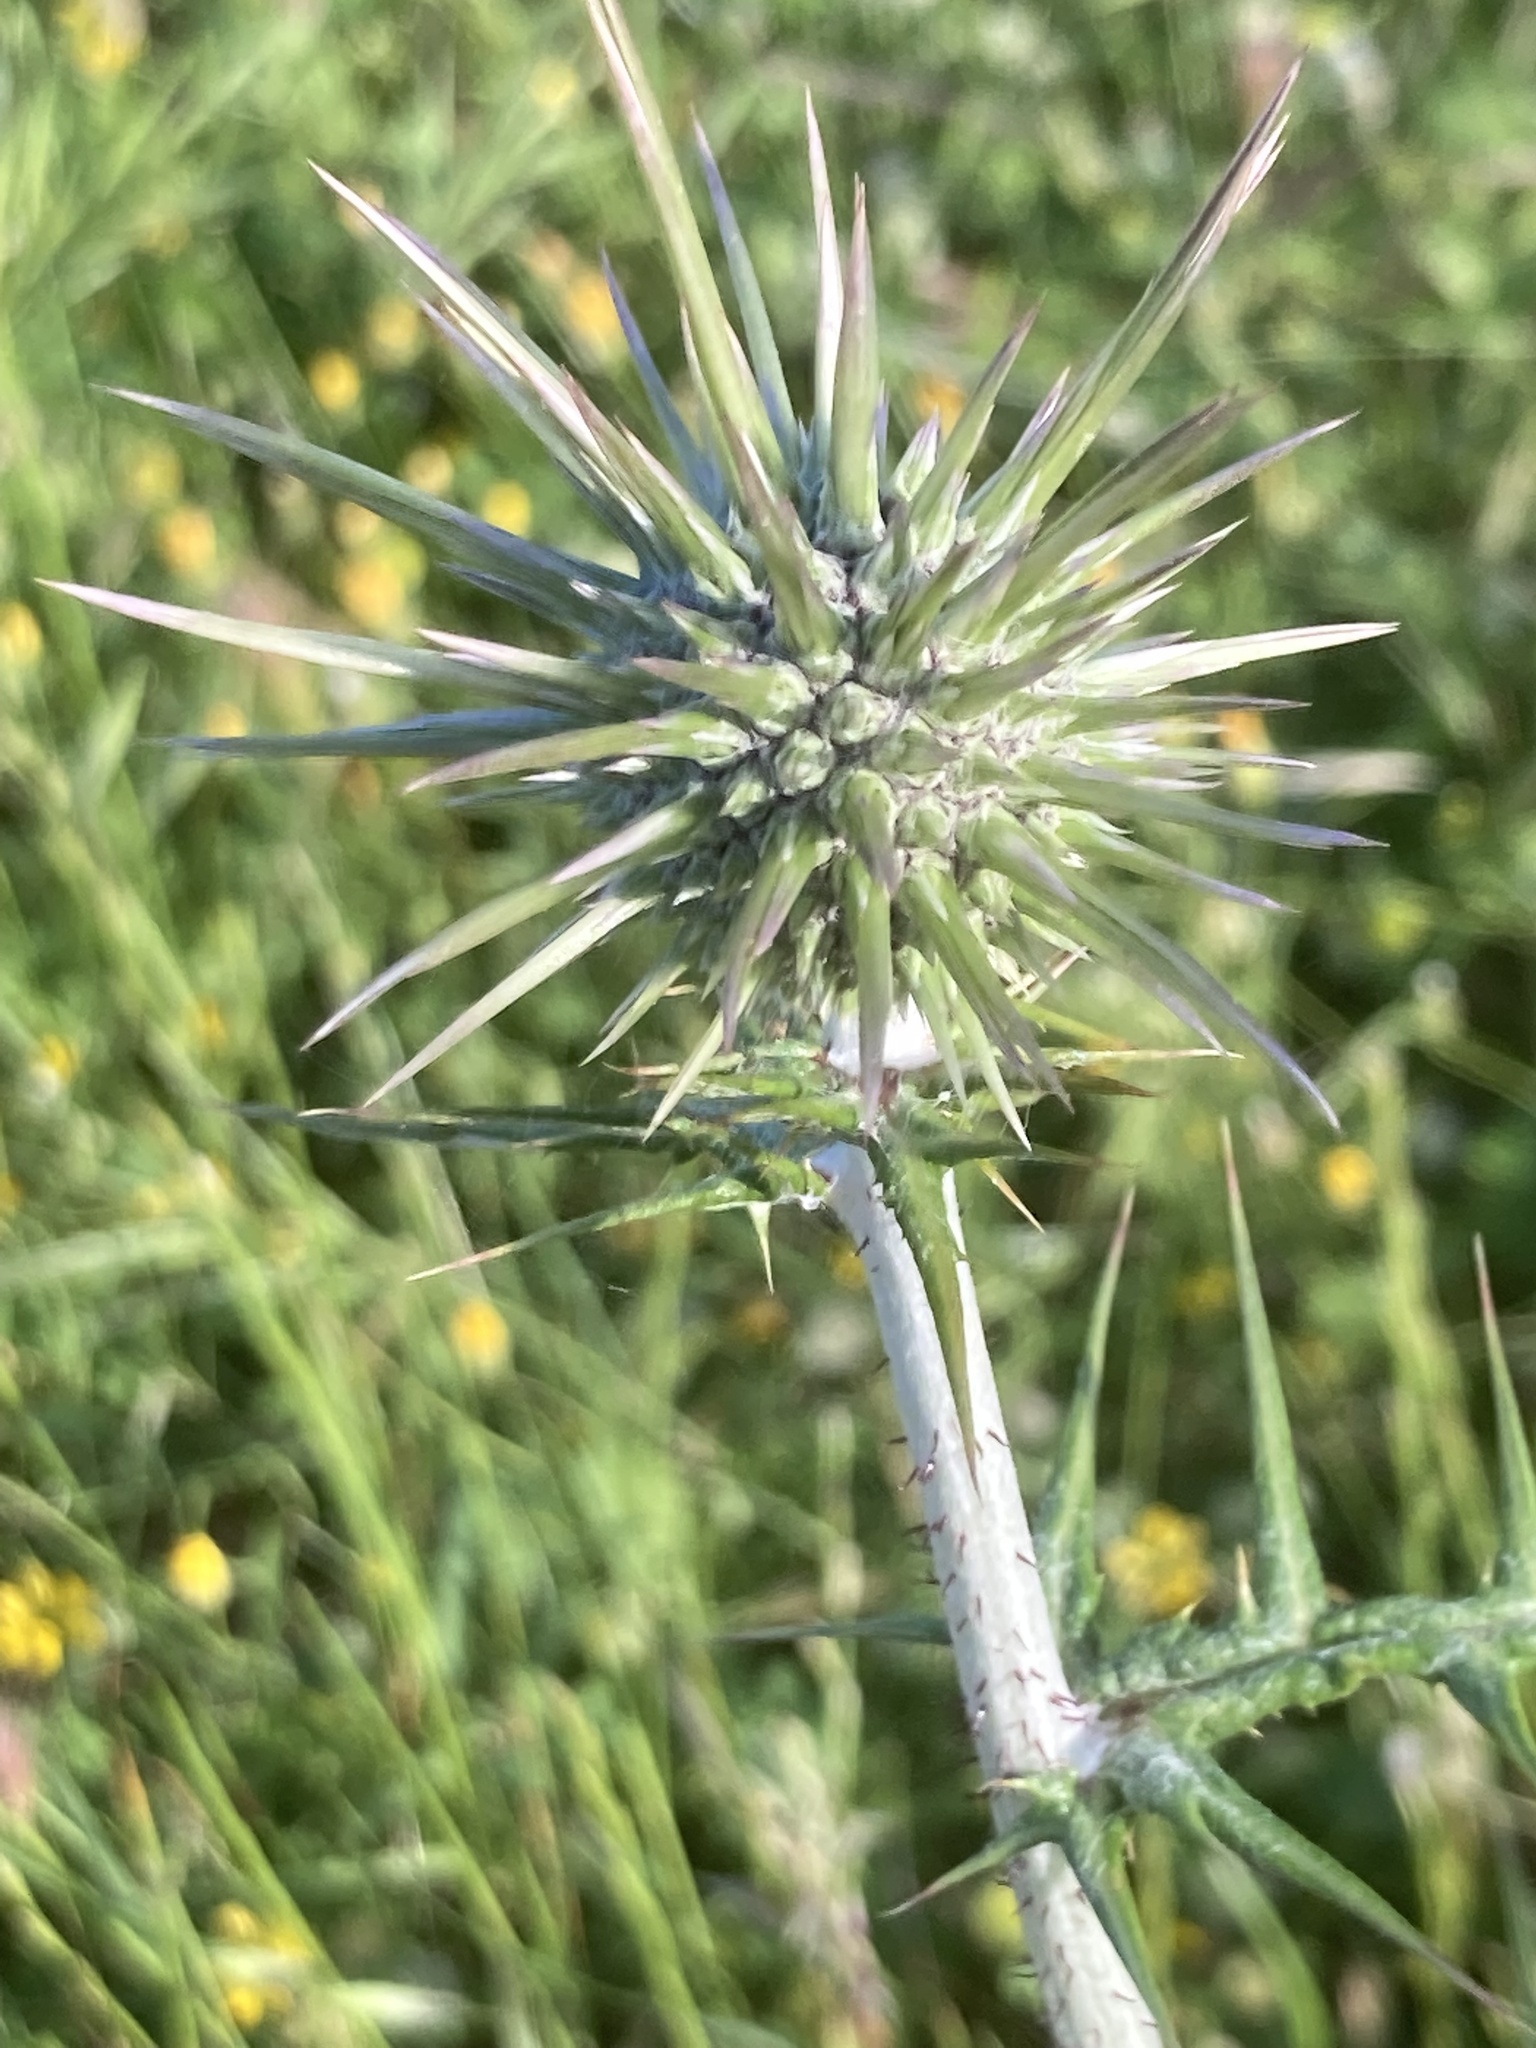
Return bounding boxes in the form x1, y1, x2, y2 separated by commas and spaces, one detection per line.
55, 3, 1536, 2042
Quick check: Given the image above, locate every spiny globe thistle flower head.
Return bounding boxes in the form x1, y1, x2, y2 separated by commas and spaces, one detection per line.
62, 1, 1390, 1133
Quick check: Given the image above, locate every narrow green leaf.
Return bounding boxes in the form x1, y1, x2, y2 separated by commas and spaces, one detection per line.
1132, 1740, 1521, 2026
829, 768, 902, 896
1442, 1653, 1536, 1789
1475, 1237, 1536, 1597
585, 0, 782, 474
951, 995, 1029, 1148
1062, 1810, 1181, 2047
551, 797, 699, 885
843, 856, 894, 1128
889, 414, 941, 503
693, 121, 799, 464
900, 866, 1064, 1100
584, 952, 684, 1065
906, 314, 1035, 553
1030, 758, 1380, 853
1072, 621, 1396, 696
406, 714, 741, 790
1222, 1124, 1327, 1637
174, 711, 551, 760
982, 64, 1299, 538
716, 820, 826, 1045
365, 895, 652, 1103
868, 539, 983, 676
720, 1615, 948, 1646
647, 1010, 729, 1137
1035, 1190, 1134, 1644
412, 1173, 760, 1278
827, 180, 881, 544
636, 655, 813, 731
884, 1769, 1079, 1915
724, 425, 844, 658
602, 253, 726, 515
906, 953, 969, 1104
806, 92, 842, 466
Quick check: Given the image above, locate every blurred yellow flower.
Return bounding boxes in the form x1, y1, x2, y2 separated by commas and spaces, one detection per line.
333, 500, 383, 551
191, 997, 230, 1052
1368, 889, 1431, 957
307, 349, 362, 414
335, 555, 407, 631
1174, 1263, 1235, 1320
166, 1532, 234, 1613
364, 294, 422, 368
135, 215, 190, 260
154, 504, 218, 579
223, 1983, 270, 2033
1104, 1503, 1214, 1620
449, 1298, 511, 1375
1219, 706, 1279, 809
529, 58, 581, 114
731, 1293, 791, 1344
0, 603, 43, 667
58, 0, 146, 79
211, 1902, 264, 1945
123, 442, 183, 510
480, 480, 533, 535
0, 1173, 20, 1220
911, 372, 966, 435
402, 442, 455, 496
201, 701, 248, 740
0, 1589, 63, 1683
30, 1034, 81, 1099
336, 758, 383, 812
0, 1564, 102, 1677
1319, 1143, 1377, 1216
561, 266, 624, 361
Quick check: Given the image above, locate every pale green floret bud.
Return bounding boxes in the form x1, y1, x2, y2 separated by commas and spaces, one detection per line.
900, 794, 952, 850
867, 724, 949, 776
721, 769, 771, 818
820, 681, 889, 746
966, 867, 1013, 918
774, 728, 836, 794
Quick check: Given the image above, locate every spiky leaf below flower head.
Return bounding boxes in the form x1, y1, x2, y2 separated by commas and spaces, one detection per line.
76, 12, 1390, 1125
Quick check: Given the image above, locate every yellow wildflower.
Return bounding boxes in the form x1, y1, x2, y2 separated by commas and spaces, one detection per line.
1319, 1143, 1377, 1216
191, 997, 230, 1053
364, 294, 422, 368
529, 58, 581, 114
911, 372, 966, 436
480, 481, 533, 535
166, 1532, 234, 1614
1174, 1263, 1235, 1320
122, 442, 183, 510
561, 266, 624, 362
1218, 706, 1278, 810
59, 0, 146, 79
449, 1298, 511, 1375
223, 1983, 270, 2033
45, 1572, 107, 1653
0, 603, 44, 666
0, 1173, 20, 1220
333, 500, 383, 550
731, 1293, 791, 1344
30, 1034, 80, 1101
402, 442, 455, 496
211, 1902, 264, 1945
0, 1584, 64, 1682
154, 504, 218, 579
201, 701, 248, 741
335, 554, 407, 631
307, 349, 362, 414
1104, 1503, 1214, 1620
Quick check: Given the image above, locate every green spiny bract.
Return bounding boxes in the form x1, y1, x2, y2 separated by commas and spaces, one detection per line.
62, 1, 1390, 1133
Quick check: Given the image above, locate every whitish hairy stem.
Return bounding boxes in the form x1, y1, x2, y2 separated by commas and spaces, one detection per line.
819, 1143, 1161, 2048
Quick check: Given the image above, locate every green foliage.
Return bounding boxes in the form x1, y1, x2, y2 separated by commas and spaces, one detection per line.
5, 1, 1536, 2045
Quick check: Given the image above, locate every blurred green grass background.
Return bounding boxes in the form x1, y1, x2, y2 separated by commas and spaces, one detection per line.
4, 0, 1536, 2042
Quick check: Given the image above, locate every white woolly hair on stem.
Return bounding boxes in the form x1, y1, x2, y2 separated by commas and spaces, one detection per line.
816, 1141, 1162, 2048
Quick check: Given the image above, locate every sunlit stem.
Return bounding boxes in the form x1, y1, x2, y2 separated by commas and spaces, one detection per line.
817, 1142, 1161, 2048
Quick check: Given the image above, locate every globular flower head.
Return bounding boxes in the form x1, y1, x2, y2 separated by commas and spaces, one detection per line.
63, 2, 1388, 1133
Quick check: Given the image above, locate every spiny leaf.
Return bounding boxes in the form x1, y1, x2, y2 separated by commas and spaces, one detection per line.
171, 711, 552, 761
1070, 621, 1396, 696
693, 120, 798, 465
719, 1615, 948, 1647
1032, 759, 1381, 855
585, 953, 685, 1066
1442, 1653, 1536, 1789
882, 1768, 1080, 1915
601, 253, 726, 515
1035, 1189, 1135, 1645
827, 180, 881, 545
978, 63, 1298, 539
635, 656, 813, 731
585, 0, 782, 478
365, 894, 653, 1104
1125, 1738, 1523, 2027
1222, 1124, 1327, 1637
905, 313, 1035, 555
411, 1172, 761, 1279
1061, 1810, 1181, 2047
725, 425, 845, 660
1475, 1236, 1536, 1598
405, 713, 741, 791
805, 91, 842, 465
900, 866, 1064, 1101
646, 1010, 730, 1137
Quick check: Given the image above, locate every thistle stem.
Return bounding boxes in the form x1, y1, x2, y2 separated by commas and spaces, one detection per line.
818, 1142, 1161, 2048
